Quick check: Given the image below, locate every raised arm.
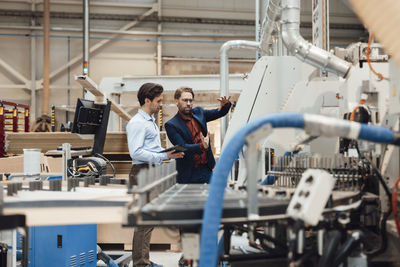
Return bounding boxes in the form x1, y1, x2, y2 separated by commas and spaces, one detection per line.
203, 96, 232, 122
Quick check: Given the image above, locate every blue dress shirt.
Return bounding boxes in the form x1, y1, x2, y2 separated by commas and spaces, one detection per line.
126, 109, 168, 165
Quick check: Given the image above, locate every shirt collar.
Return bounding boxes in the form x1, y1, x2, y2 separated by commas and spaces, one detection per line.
179, 112, 192, 121
138, 109, 155, 122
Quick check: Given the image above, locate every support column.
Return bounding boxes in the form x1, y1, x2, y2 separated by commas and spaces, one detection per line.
157, 0, 162, 75
30, 0, 36, 123
83, 0, 90, 98
42, 0, 50, 115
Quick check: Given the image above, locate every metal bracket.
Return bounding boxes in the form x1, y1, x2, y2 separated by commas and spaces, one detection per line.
245, 123, 273, 220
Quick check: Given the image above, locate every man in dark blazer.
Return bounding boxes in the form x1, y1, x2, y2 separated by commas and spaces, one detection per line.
165, 86, 231, 184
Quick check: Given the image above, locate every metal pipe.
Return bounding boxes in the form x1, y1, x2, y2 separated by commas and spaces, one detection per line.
157, 0, 162, 75
281, 0, 351, 77
30, 2, 37, 98
0, 25, 254, 38
219, 40, 260, 143
255, 0, 261, 59
42, 0, 50, 114
260, 0, 282, 55
83, 0, 89, 76
30, 0, 36, 123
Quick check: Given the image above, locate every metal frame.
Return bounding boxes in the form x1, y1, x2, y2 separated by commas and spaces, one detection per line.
0, 3, 157, 122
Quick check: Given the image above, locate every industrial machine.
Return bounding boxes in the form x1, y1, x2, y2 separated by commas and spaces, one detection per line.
125, 1, 400, 267
2, 1, 400, 267
67, 98, 113, 180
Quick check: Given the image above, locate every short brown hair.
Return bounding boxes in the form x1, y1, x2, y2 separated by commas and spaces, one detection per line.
137, 83, 163, 106
174, 86, 194, 100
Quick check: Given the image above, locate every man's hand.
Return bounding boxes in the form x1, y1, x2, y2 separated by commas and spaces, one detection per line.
217, 96, 231, 111
200, 131, 210, 150
167, 150, 184, 159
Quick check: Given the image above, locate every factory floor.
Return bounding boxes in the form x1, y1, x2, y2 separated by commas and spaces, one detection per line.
147, 251, 183, 267
120, 251, 183, 267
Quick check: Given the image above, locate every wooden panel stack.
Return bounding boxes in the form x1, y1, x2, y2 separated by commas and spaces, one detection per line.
5, 132, 129, 154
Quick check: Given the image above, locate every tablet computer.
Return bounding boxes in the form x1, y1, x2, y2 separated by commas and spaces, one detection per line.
159, 145, 187, 153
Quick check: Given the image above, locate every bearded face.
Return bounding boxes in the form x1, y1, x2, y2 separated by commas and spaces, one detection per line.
176, 92, 193, 116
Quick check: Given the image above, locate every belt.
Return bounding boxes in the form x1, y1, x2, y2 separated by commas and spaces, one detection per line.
129, 164, 150, 187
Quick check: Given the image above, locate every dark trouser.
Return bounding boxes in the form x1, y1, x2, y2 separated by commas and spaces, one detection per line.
132, 226, 154, 267
130, 164, 153, 267
188, 164, 212, 184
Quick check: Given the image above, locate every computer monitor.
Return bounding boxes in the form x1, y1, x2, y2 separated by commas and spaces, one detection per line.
71, 98, 111, 155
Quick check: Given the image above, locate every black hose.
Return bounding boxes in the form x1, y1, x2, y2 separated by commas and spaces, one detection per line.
364, 156, 392, 257
318, 230, 342, 267
332, 231, 364, 267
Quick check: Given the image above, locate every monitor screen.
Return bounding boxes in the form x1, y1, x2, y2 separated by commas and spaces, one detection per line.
71, 98, 111, 154
72, 99, 103, 134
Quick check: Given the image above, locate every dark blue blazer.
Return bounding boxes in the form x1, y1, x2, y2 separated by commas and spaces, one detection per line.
165, 105, 231, 183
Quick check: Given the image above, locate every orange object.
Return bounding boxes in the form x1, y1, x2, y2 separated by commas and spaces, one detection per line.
367, 34, 388, 81
350, 99, 366, 121
392, 177, 400, 238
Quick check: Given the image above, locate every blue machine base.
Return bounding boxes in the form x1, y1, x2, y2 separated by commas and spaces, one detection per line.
28, 224, 97, 267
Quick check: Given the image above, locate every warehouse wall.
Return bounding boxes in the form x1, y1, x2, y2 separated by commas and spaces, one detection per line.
0, 0, 364, 126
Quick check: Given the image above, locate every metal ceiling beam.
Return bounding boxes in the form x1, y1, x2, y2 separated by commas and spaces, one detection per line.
0, 25, 255, 37
35, 4, 157, 88
1, 0, 155, 8
0, 84, 27, 89
0, 57, 29, 85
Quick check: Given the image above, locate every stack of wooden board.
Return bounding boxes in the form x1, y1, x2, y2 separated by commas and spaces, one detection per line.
5, 132, 129, 154
5, 131, 172, 155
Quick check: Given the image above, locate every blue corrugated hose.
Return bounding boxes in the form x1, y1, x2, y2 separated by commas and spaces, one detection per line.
199, 112, 399, 267
199, 113, 304, 267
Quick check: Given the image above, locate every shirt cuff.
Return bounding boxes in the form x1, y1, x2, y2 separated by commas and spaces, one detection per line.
162, 152, 169, 160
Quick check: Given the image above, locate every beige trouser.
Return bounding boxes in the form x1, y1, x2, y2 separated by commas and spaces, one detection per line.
130, 164, 154, 267
132, 226, 154, 267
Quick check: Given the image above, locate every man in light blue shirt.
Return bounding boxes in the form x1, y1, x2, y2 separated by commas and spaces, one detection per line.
126, 83, 183, 267
127, 109, 169, 165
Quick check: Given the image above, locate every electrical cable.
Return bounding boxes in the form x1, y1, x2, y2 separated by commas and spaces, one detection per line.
363, 156, 392, 256
318, 230, 342, 267
392, 177, 400, 238
332, 231, 364, 267
350, 99, 366, 122
367, 33, 388, 81
95, 153, 116, 178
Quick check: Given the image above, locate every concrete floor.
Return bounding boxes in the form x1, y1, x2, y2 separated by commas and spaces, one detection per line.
123, 251, 183, 267
149, 251, 183, 267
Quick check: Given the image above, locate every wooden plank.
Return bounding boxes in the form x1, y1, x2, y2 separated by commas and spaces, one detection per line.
5, 132, 129, 154
4, 131, 169, 155
4, 207, 126, 226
